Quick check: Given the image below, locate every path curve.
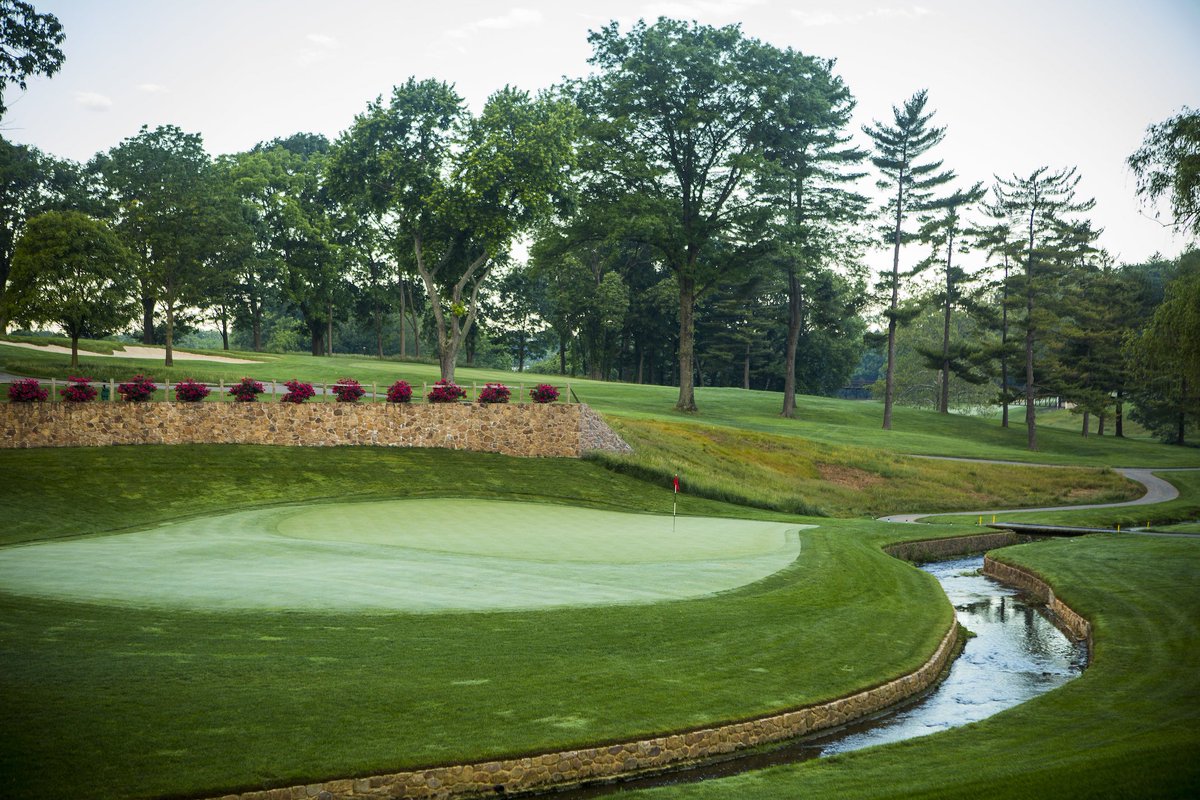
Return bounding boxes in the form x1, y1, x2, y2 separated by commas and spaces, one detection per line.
879, 457, 1198, 534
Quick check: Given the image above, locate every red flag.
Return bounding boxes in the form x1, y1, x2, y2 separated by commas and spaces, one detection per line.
673, 475, 680, 494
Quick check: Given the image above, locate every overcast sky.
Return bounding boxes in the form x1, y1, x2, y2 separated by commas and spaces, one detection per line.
4, 0, 1198, 270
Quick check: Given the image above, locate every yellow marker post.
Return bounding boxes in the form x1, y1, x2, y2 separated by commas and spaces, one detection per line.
992, 515, 996, 524
1116, 524, 1121, 533
977, 516, 982, 526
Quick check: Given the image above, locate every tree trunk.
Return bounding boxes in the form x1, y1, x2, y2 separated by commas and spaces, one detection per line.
1116, 391, 1124, 437
637, 348, 644, 384
676, 274, 698, 412
142, 292, 155, 345
70, 333, 79, 369
220, 308, 229, 350
882, 173, 905, 430
743, 341, 751, 392
1081, 411, 1090, 437
326, 305, 333, 357
939, 235, 954, 414
164, 301, 175, 367
251, 298, 262, 352
398, 275, 406, 357
1179, 375, 1188, 445
782, 268, 802, 418
1098, 411, 1106, 436
1000, 255, 1010, 428
559, 336, 567, 375
1024, 213, 1037, 451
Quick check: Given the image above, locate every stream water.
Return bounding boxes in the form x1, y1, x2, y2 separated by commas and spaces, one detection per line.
543, 555, 1088, 797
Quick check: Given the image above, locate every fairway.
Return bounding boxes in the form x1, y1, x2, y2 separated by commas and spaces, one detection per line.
0, 498, 806, 613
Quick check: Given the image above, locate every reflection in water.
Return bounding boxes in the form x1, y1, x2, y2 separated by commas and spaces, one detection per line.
548, 556, 1087, 798
816, 556, 1087, 755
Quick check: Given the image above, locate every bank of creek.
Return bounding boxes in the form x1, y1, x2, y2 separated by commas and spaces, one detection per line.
540, 554, 1089, 798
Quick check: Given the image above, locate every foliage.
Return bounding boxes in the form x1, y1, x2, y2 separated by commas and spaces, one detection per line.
862, 89, 957, 429
2, 210, 136, 366
173, 378, 210, 403
0, 0, 65, 117
1128, 106, 1200, 239
116, 374, 157, 402
385, 380, 413, 404
426, 379, 466, 403
476, 382, 510, 404
330, 377, 365, 403
6, 376, 45, 401
280, 379, 315, 404
227, 377, 265, 402
59, 375, 95, 403
530, 383, 560, 404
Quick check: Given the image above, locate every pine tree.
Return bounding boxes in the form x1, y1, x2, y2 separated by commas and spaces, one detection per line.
863, 90, 955, 429
988, 167, 1097, 451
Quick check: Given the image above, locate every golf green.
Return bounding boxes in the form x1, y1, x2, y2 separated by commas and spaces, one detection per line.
0, 498, 808, 613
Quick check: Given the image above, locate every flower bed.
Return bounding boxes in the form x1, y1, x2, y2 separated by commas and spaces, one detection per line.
8, 378, 48, 403
173, 378, 210, 403
60, 376, 97, 403
386, 380, 413, 404
117, 374, 157, 402
478, 383, 511, 404
228, 377, 265, 403
331, 378, 365, 403
530, 384, 560, 404
427, 380, 467, 404
281, 379, 315, 404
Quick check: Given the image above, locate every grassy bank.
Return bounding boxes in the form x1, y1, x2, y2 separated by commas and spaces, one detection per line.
0, 445, 963, 800
616, 534, 1200, 799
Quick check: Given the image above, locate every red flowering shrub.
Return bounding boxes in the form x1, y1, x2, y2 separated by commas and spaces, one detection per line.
331, 378, 366, 403
8, 378, 48, 402
530, 383, 560, 403
281, 379, 316, 404
427, 379, 467, 403
173, 378, 210, 402
228, 377, 265, 402
60, 376, 97, 403
386, 380, 413, 403
117, 374, 157, 402
477, 382, 510, 404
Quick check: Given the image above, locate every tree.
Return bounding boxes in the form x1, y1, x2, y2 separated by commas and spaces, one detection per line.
1128, 107, 1200, 240
989, 167, 1097, 450
578, 19, 775, 411
913, 182, 987, 413
863, 90, 956, 429
1127, 251, 1200, 444
0, 136, 43, 331
756, 48, 867, 417
4, 211, 135, 366
0, 0, 64, 117
328, 78, 576, 381
98, 125, 242, 365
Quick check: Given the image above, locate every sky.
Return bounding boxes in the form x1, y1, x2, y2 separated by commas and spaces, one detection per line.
4, 0, 1198, 271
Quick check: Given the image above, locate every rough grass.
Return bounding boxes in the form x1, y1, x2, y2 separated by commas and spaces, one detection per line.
0, 446, 957, 800
616, 534, 1200, 800
591, 417, 1140, 518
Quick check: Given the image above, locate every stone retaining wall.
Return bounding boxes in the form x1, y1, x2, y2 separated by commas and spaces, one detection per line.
983, 556, 1092, 643
206, 621, 959, 800
0, 402, 631, 458
884, 531, 1034, 562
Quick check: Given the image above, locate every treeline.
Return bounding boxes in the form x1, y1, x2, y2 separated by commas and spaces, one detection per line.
1, 18, 1197, 445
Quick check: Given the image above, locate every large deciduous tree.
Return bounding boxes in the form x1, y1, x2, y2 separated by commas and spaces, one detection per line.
577, 19, 774, 411
328, 78, 576, 381
863, 89, 955, 429
1128, 107, 1200, 240
755, 49, 867, 417
988, 166, 1097, 451
0, 0, 64, 117
98, 125, 241, 365
4, 210, 135, 366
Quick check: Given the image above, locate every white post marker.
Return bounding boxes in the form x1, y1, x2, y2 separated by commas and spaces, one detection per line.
673, 473, 680, 532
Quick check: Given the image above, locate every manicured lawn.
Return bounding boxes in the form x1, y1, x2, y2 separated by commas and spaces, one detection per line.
0, 445, 958, 800
615, 534, 1200, 800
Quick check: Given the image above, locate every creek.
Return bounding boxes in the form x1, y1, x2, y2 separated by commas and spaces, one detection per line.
546, 555, 1088, 797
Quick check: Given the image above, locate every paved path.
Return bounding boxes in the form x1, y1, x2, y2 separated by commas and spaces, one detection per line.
879, 457, 1200, 538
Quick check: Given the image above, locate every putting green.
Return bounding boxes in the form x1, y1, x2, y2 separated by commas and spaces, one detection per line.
0, 499, 807, 613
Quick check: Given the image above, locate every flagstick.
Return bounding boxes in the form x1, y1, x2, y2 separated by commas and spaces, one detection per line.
672, 498, 677, 532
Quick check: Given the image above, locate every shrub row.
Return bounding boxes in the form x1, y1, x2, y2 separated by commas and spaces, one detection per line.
6, 376, 561, 405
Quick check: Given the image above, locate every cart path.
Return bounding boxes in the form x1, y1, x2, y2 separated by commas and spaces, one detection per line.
879, 457, 1199, 536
